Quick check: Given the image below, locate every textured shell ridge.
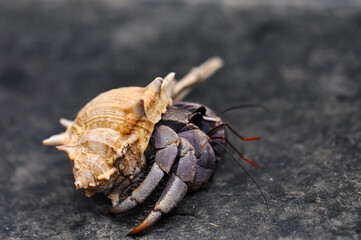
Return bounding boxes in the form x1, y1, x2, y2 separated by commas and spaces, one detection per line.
44, 76, 175, 192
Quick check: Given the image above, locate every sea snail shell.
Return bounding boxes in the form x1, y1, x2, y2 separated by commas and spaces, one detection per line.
43, 57, 223, 198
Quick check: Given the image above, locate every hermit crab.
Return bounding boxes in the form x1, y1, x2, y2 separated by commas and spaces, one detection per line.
43, 57, 263, 235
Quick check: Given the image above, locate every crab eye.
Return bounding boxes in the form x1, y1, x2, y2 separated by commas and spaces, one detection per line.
188, 106, 206, 123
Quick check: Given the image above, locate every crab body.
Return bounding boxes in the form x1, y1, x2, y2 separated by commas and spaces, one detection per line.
112, 102, 227, 234
43, 57, 226, 234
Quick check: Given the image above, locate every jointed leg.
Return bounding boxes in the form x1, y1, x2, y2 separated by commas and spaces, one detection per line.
128, 137, 198, 235
109, 125, 179, 214
128, 174, 188, 235
109, 162, 165, 214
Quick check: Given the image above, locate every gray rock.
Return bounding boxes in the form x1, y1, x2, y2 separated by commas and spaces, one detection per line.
0, 1, 360, 239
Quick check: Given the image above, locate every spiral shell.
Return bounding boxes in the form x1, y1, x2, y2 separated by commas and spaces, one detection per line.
43, 74, 175, 196
43, 57, 223, 198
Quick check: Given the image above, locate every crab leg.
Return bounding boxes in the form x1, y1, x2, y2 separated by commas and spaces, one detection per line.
128, 138, 197, 235
128, 174, 188, 235
109, 125, 179, 214
112, 125, 201, 234
109, 162, 164, 214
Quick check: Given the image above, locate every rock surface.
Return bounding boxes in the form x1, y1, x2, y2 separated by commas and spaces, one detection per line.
0, 1, 360, 239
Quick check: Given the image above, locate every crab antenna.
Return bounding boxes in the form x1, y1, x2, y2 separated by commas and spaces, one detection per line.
172, 56, 223, 102
211, 136, 260, 168
211, 141, 270, 212
208, 123, 260, 141
221, 104, 270, 116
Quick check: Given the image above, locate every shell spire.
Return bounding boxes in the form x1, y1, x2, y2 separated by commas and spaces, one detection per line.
172, 56, 223, 101
42, 133, 67, 146
42, 118, 74, 145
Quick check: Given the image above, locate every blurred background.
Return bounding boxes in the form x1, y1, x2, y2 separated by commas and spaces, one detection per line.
0, 0, 360, 239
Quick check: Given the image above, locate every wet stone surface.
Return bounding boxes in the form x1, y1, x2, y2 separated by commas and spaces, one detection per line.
0, 1, 360, 239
